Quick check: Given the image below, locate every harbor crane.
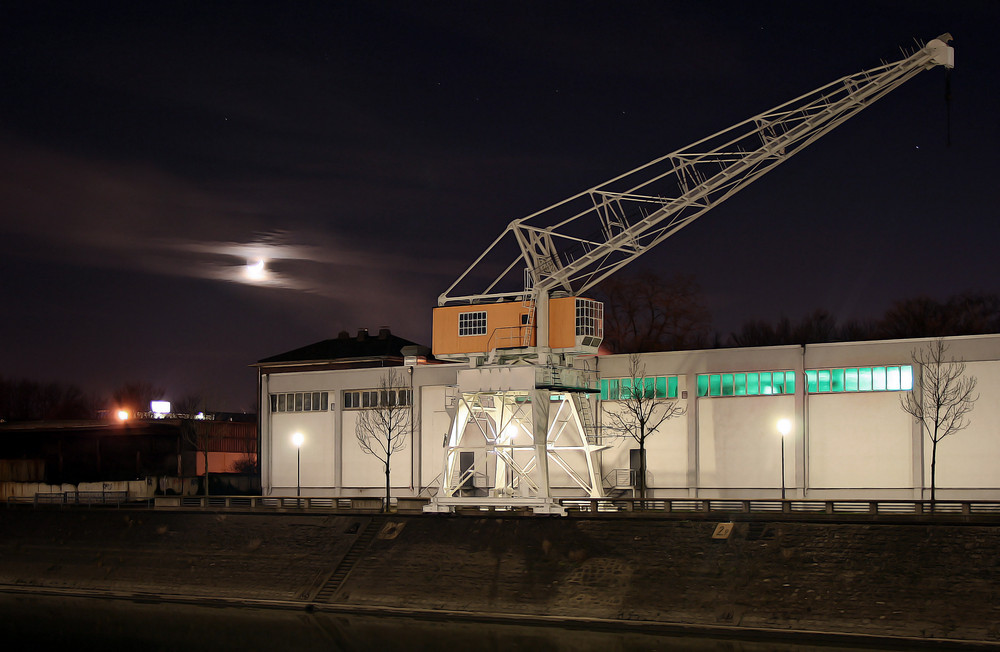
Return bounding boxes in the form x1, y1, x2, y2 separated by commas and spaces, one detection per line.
426, 35, 954, 514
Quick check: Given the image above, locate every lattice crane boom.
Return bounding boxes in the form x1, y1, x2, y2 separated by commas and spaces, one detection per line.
439, 34, 954, 307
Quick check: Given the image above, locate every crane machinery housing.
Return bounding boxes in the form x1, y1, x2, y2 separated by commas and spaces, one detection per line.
425, 34, 954, 515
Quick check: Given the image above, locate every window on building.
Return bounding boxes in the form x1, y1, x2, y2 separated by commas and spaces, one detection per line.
458, 311, 487, 336
805, 365, 912, 393
601, 375, 678, 400
343, 388, 412, 410
696, 371, 795, 397
269, 391, 332, 413
575, 299, 604, 338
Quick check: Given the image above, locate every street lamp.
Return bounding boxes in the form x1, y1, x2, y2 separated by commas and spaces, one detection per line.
292, 432, 304, 504
777, 418, 792, 499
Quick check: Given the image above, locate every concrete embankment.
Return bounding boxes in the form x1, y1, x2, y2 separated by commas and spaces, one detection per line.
1, 509, 998, 646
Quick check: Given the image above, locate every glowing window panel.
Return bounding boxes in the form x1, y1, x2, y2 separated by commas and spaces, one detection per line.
696, 370, 794, 397
831, 369, 845, 392
887, 366, 900, 391
805, 365, 912, 393
697, 375, 710, 397
603, 375, 679, 400
620, 378, 633, 399
845, 368, 859, 392
872, 367, 887, 391
901, 365, 913, 390
859, 367, 872, 391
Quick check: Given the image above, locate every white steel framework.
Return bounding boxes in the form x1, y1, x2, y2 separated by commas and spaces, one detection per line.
439, 35, 954, 307
425, 389, 605, 515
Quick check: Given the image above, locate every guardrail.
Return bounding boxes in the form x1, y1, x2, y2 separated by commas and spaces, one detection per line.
558, 498, 1000, 518
151, 495, 430, 514
24, 491, 129, 506
9, 494, 1000, 519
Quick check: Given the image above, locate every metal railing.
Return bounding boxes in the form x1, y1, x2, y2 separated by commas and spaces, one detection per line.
9, 493, 1000, 520
26, 491, 129, 506
559, 497, 1000, 518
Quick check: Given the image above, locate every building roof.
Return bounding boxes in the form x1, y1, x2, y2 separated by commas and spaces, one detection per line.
256, 328, 431, 368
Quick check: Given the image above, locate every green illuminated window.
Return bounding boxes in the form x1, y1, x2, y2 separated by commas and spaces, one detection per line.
696, 370, 795, 397
601, 375, 680, 401
805, 365, 912, 393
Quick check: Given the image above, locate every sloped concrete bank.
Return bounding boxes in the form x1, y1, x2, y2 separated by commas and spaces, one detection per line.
1, 509, 999, 646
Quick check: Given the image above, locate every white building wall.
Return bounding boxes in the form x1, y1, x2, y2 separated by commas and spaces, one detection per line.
259, 334, 1000, 500
807, 393, 914, 490
931, 360, 1000, 496
698, 395, 795, 491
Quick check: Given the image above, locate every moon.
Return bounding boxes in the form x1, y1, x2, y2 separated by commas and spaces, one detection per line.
245, 258, 267, 282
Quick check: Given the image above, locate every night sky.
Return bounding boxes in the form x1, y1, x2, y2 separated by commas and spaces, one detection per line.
2, 1, 998, 411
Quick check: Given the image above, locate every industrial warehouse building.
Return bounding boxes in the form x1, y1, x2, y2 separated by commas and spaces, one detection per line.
256, 330, 1000, 502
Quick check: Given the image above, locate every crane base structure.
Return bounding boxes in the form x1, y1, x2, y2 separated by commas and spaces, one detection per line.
424, 365, 606, 516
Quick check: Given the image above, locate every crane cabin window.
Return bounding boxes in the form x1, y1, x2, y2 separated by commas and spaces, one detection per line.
575, 299, 603, 337
458, 311, 487, 336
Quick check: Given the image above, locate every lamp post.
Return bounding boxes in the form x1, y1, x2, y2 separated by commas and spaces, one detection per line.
777, 418, 792, 500
292, 432, 304, 506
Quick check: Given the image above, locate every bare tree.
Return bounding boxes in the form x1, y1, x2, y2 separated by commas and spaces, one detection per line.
355, 368, 411, 512
900, 339, 978, 504
603, 354, 686, 501
596, 271, 711, 353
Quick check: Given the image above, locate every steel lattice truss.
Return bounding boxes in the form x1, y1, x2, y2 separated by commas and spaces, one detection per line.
439, 35, 953, 306
439, 391, 604, 500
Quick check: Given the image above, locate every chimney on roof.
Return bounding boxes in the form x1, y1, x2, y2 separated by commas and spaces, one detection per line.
378, 327, 390, 339
357, 328, 368, 341
338, 330, 350, 339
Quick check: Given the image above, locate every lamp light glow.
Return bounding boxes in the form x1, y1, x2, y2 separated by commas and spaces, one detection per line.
292, 432, 304, 447
777, 418, 792, 436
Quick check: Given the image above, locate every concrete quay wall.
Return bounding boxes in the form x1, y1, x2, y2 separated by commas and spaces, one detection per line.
1, 509, 998, 645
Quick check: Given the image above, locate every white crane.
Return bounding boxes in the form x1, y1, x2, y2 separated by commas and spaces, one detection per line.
426, 34, 954, 514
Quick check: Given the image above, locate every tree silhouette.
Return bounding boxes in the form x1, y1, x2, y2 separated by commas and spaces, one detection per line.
900, 339, 978, 505
355, 368, 411, 512
596, 271, 711, 353
112, 381, 164, 418
603, 354, 685, 502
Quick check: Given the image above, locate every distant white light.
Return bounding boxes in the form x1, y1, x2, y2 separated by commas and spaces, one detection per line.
116, 410, 129, 421
151, 401, 171, 416
245, 258, 267, 281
